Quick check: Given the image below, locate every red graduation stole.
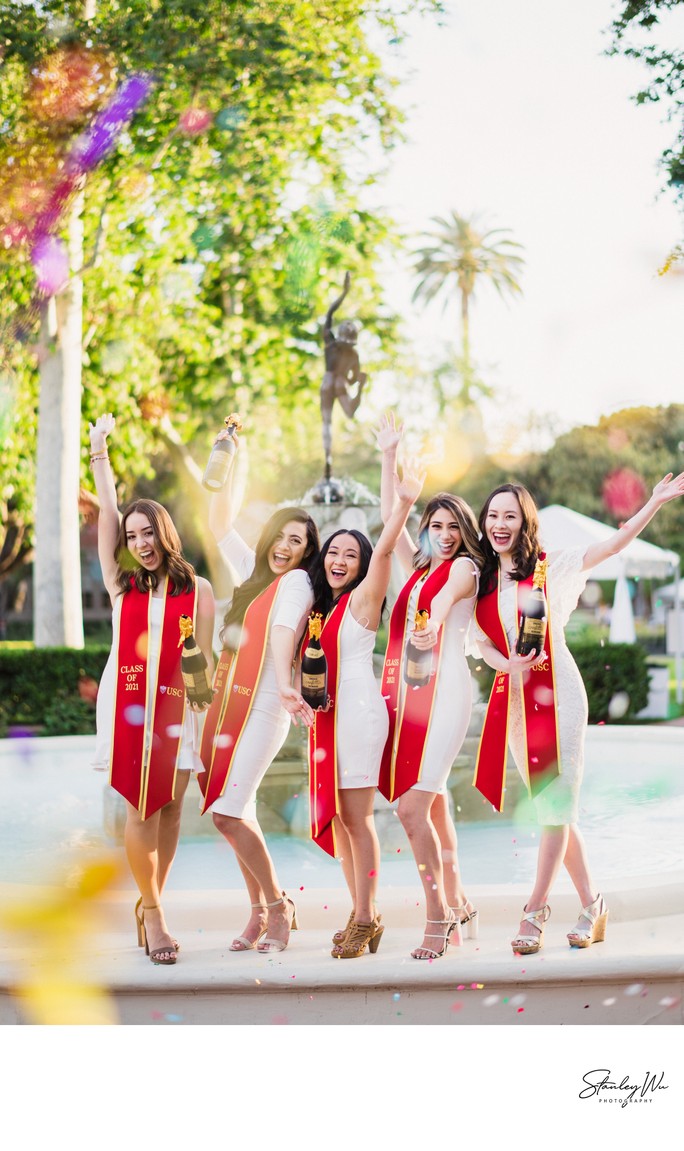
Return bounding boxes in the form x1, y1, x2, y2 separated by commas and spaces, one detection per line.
379, 561, 453, 802
199, 575, 284, 813
302, 593, 351, 858
473, 555, 561, 812
110, 577, 196, 820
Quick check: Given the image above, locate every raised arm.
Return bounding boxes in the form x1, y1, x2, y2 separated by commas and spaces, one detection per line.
581, 471, 684, 572
88, 413, 121, 605
207, 429, 240, 542
350, 463, 425, 630
375, 412, 416, 573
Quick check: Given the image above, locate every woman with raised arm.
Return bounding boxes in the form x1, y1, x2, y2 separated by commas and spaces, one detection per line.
474, 473, 684, 955
89, 414, 215, 966
377, 414, 484, 960
202, 427, 320, 954
303, 456, 425, 959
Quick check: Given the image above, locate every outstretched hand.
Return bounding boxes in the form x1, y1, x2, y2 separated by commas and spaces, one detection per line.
651, 471, 684, 506
89, 413, 115, 452
395, 458, 426, 504
375, 411, 403, 454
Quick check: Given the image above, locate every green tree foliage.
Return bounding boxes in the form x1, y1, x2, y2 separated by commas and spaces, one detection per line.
608, 2, 684, 218
0, 0, 442, 559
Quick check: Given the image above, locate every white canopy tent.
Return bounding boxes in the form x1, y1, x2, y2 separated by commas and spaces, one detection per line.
538, 504, 682, 704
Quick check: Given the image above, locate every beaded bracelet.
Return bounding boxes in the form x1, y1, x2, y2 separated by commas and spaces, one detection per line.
89, 452, 109, 464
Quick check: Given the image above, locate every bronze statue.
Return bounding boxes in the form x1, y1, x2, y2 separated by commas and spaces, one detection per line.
320, 271, 366, 479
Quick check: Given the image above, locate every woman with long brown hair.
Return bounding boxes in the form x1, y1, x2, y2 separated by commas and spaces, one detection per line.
202, 430, 320, 953
377, 414, 484, 960
474, 475, 684, 955
90, 413, 215, 966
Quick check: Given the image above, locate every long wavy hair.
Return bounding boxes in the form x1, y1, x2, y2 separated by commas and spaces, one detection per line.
308, 528, 379, 619
220, 507, 320, 649
115, 499, 195, 596
477, 483, 541, 597
412, 492, 484, 572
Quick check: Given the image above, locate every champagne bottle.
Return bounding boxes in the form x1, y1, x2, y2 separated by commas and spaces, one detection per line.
201, 413, 242, 492
403, 609, 432, 687
301, 612, 328, 710
178, 615, 213, 705
517, 557, 548, 657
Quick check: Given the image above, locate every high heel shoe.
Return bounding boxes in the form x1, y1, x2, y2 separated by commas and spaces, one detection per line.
135, 896, 180, 952
332, 910, 355, 946
411, 910, 457, 960
140, 904, 177, 965
257, 892, 298, 953
567, 894, 608, 948
331, 914, 384, 959
449, 902, 479, 945
230, 903, 268, 952
510, 904, 550, 955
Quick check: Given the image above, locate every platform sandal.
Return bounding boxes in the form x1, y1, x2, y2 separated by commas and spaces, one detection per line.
567, 894, 608, 948
510, 904, 550, 955
332, 910, 355, 946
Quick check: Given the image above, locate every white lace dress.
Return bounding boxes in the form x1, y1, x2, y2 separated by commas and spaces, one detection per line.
480, 547, 589, 824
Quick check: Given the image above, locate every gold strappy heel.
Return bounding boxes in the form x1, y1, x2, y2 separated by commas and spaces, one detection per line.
331, 914, 384, 959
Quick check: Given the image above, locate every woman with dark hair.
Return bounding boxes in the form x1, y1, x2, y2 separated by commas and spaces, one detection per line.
377, 414, 484, 960
90, 414, 215, 965
202, 430, 320, 953
303, 458, 424, 959
474, 476, 684, 955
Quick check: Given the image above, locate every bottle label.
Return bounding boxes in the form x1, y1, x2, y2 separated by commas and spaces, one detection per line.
302, 672, 326, 691
405, 656, 429, 679
521, 619, 545, 636
304, 647, 325, 661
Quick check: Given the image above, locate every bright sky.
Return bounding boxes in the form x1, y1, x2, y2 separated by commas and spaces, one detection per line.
369, 0, 684, 451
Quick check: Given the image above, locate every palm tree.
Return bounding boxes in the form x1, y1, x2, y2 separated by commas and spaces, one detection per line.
412, 210, 525, 405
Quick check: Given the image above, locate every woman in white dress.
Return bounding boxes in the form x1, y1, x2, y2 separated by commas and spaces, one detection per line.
204, 433, 320, 953
303, 456, 424, 959
377, 415, 484, 960
89, 414, 215, 965
475, 475, 684, 955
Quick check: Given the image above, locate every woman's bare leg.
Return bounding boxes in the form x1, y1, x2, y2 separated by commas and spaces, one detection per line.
337, 788, 379, 922
397, 789, 451, 956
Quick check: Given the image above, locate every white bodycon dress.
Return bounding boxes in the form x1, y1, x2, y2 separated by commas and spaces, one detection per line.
404, 556, 479, 795
334, 608, 389, 790
208, 529, 313, 821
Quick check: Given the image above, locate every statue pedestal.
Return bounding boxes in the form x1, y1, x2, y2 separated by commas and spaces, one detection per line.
311, 475, 346, 505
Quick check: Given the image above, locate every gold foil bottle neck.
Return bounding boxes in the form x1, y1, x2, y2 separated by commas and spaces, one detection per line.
414, 609, 430, 631
308, 612, 323, 641
532, 558, 548, 590
225, 413, 243, 433
178, 614, 194, 645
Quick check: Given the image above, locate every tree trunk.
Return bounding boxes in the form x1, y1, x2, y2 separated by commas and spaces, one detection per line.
33, 196, 85, 648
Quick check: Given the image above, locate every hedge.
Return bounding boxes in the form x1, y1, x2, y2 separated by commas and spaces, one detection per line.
470, 640, 651, 725
0, 638, 653, 737
0, 646, 110, 737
